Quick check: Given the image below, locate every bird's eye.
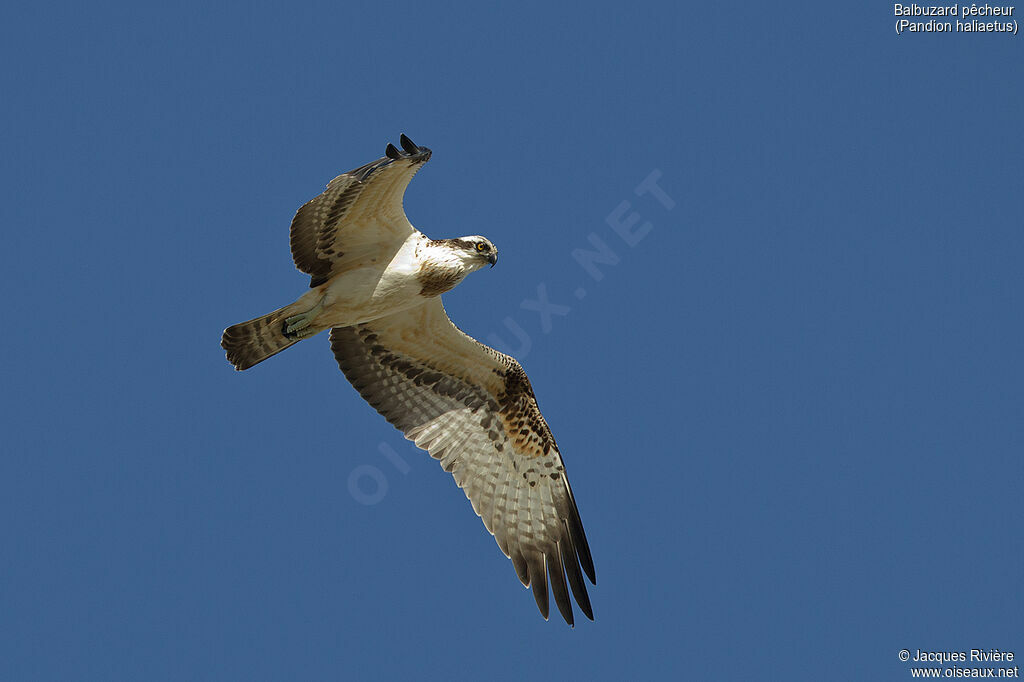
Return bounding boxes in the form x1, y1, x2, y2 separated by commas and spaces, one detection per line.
475, 243, 489, 253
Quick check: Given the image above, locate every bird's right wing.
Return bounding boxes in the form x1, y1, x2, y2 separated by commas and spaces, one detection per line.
290, 134, 431, 287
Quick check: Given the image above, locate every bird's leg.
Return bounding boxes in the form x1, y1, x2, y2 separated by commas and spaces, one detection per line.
283, 297, 325, 339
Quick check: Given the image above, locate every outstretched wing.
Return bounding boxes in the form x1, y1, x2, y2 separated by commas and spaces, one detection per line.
329, 299, 596, 625
290, 134, 431, 287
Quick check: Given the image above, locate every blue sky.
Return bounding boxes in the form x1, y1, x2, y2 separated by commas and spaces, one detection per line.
2, 2, 1022, 680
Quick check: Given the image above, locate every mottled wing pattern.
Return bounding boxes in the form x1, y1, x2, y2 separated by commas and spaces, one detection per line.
290, 135, 432, 287
329, 298, 595, 625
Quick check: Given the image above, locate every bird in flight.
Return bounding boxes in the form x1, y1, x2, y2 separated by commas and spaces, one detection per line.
221, 135, 595, 625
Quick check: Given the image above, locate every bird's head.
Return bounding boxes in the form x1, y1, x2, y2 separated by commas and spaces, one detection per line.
450, 235, 498, 271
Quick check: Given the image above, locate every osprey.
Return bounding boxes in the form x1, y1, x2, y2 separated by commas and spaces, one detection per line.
222, 135, 595, 625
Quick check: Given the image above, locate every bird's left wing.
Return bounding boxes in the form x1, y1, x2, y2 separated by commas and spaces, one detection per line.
329, 298, 595, 625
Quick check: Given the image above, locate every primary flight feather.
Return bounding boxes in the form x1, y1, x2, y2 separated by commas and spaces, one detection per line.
221, 135, 595, 625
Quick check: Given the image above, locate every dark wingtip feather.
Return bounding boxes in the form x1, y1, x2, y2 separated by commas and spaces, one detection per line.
564, 484, 596, 584
512, 551, 530, 587
399, 133, 418, 154
560, 522, 594, 620
529, 555, 549, 620
573, 516, 596, 585
385, 143, 401, 160
548, 549, 574, 627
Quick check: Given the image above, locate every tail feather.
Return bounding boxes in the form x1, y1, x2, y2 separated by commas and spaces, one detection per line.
221, 307, 300, 370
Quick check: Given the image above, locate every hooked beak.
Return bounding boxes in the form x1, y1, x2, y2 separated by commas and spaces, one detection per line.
487, 252, 498, 267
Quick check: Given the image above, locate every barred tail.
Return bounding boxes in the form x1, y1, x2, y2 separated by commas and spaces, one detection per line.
221, 307, 300, 371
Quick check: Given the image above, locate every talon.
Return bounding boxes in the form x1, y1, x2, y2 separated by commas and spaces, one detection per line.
283, 300, 324, 338
284, 314, 310, 334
